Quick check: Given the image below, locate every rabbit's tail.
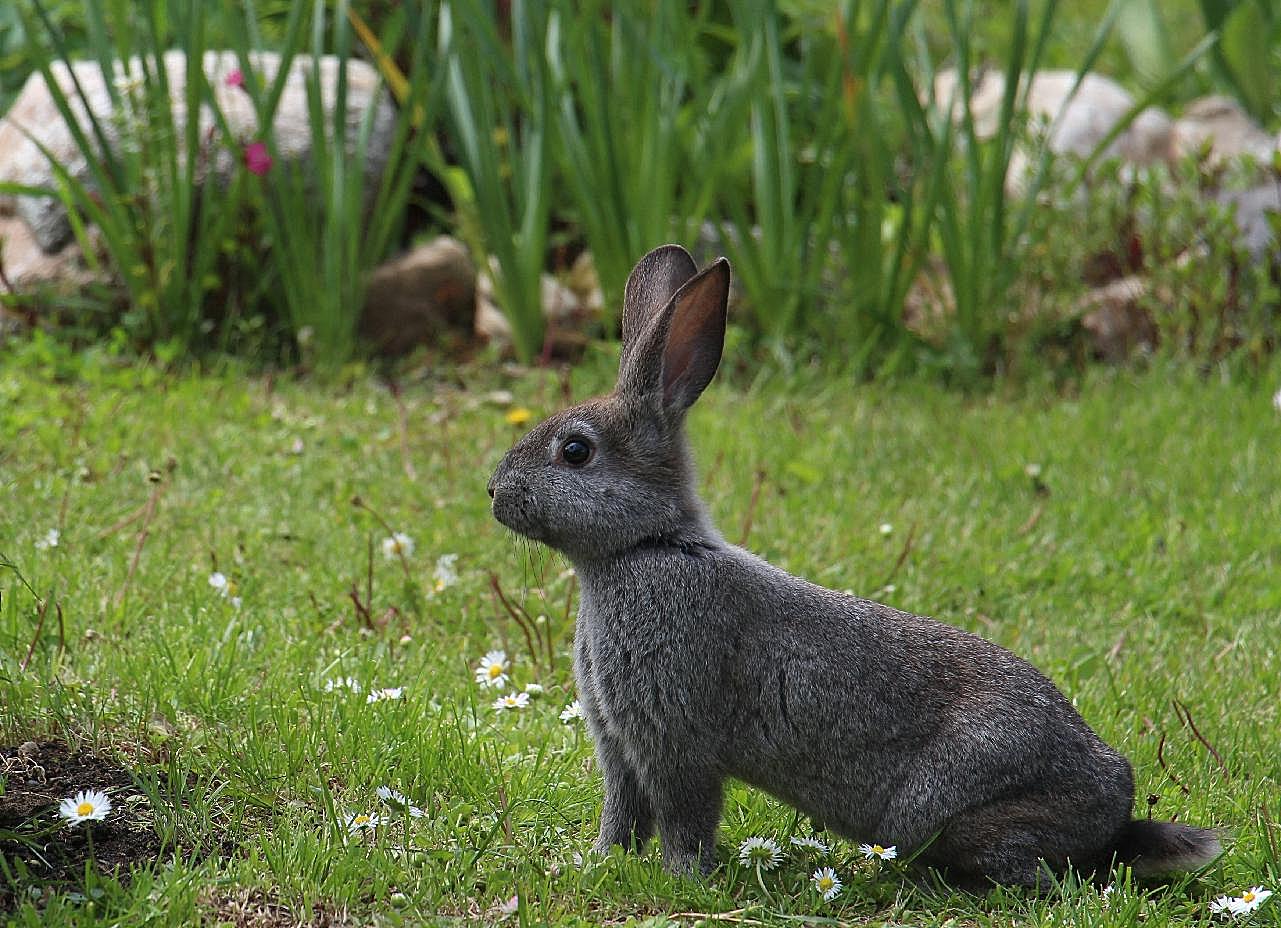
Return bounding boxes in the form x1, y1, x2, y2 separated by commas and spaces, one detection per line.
1112, 819, 1223, 876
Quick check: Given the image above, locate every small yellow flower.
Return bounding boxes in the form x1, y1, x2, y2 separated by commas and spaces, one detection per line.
504, 407, 533, 427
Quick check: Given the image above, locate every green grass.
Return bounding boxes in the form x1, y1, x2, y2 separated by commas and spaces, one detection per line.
1, 345, 1279, 926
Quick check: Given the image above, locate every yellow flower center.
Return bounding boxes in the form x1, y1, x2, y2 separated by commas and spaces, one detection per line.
353, 815, 369, 826
77, 802, 94, 816
488, 664, 504, 679
872, 845, 884, 855
818, 877, 833, 890
1244, 892, 1256, 903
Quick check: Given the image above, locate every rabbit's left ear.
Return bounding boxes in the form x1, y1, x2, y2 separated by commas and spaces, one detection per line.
621, 245, 697, 368
617, 258, 729, 412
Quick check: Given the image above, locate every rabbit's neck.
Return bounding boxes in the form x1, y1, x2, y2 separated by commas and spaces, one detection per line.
569, 507, 724, 589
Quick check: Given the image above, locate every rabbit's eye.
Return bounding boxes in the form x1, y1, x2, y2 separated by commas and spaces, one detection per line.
560, 438, 593, 467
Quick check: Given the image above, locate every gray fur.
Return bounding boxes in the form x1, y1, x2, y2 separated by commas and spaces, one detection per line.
487, 246, 1222, 887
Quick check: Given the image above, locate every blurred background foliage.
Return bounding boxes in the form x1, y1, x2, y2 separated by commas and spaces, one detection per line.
0, 0, 1278, 380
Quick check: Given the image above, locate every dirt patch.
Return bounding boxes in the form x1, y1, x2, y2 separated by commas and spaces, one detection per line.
0, 740, 163, 909
199, 888, 353, 928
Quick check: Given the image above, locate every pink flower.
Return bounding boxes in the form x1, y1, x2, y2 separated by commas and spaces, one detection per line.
225, 68, 244, 89
244, 141, 273, 176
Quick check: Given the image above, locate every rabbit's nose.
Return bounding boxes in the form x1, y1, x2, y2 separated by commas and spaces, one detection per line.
486, 477, 497, 499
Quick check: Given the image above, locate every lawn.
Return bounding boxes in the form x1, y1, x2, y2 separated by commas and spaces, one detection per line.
1, 347, 1279, 926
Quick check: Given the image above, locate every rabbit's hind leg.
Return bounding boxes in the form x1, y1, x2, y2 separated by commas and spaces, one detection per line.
927, 798, 1071, 890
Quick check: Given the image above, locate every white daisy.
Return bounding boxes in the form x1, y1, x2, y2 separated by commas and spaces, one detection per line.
560, 700, 584, 723
879, 522, 893, 536
345, 811, 381, 834
737, 836, 783, 870
375, 785, 426, 818
208, 572, 242, 608
323, 676, 362, 694
475, 650, 509, 689
789, 835, 830, 854
522, 683, 544, 696
1210, 896, 1236, 917
58, 789, 112, 825
1273, 388, 1281, 413
858, 842, 897, 860
36, 528, 60, 550
433, 553, 460, 592
493, 692, 530, 711
1212, 887, 1274, 917
811, 866, 842, 901
1025, 462, 1043, 479
375, 785, 406, 804
381, 533, 415, 560
366, 687, 404, 703
1236, 887, 1273, 914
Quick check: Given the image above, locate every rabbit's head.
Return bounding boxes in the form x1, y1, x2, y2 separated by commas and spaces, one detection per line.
488, 245, 730, 562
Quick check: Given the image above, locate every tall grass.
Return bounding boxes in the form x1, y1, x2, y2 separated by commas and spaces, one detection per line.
437, 0, 552, 362
11, 0, 433, 367
711, 0, 852, 359
545, 0, 715, 322
226, 0, 437, 368
15, 0, 244, 351
5, 0, 1259, 373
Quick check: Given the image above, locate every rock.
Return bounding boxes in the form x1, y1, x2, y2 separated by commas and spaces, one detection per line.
359, 236, 477, 356
1169, 96, 1275, 168
902, 255, 956, 340
474, 257, 598, 358
1217, 185, 1281, 261
932, 70, 1172, 191
566, 250, 604, 317
0, 213, 97, 293
0, 304, 25, 342
1077, 275, 1155, 361
0, 50, 395, 253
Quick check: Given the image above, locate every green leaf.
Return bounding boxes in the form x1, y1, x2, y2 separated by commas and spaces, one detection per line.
1115, 0, 1174, 90
1218, 0, 1274, 121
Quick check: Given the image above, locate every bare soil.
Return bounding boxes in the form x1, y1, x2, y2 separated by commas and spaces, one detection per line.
0, 740, 162, 909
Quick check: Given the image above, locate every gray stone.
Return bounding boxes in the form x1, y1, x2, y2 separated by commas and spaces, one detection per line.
0, 211, 98, 292
475, 256, 599, 359
0, 50, 395, 253
1078, 275, 1155, 361
1218, 185, 1280, 261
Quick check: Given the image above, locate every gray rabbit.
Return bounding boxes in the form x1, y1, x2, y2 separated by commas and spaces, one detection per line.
487, 245, 1221, 888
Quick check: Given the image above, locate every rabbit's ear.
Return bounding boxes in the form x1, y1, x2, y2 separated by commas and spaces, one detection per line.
621, 245, 697, 369
619, 258, 729, 412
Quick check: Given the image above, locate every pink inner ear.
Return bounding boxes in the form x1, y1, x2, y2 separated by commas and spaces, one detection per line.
663, 308, 704, 395
661, 262, 727, 406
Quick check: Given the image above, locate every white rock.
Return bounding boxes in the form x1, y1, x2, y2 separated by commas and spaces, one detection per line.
0, 50, 395, 252
931, 70, 1172, 192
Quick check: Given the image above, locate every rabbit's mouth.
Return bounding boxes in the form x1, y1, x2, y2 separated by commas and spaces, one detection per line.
490, 486, 549, 544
